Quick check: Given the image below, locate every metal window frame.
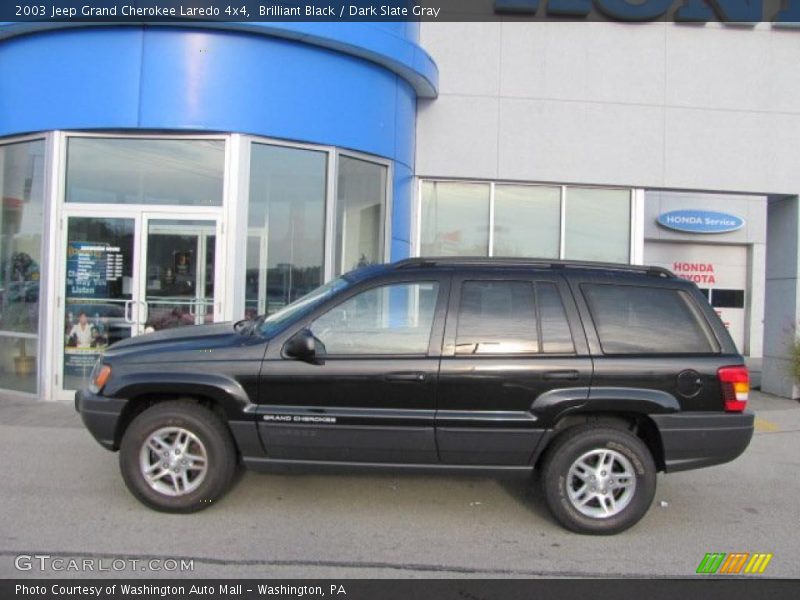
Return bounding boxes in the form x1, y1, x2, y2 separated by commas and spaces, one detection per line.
237, 136, 393, 319
237, 135, 334, 317
0, 132, 50, 400
333, 148, 394, 275
630, 188, 646, 265
2, 128, 397, 399
558, 184, 634, 263
50, 131, 229, 400
414, 177, 634, 262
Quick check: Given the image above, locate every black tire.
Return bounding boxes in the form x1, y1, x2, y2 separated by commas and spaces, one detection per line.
540, 425, 656, 535
119, 401, 237, 513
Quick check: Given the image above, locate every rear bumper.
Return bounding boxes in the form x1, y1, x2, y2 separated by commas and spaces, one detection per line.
651, 410, 754, 473
75, 389, 127, 451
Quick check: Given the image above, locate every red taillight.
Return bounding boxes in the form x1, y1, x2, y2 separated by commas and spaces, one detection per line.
718, 365, 749, 412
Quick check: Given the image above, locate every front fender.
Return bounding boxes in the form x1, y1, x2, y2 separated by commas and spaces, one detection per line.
104, 370, 256, 421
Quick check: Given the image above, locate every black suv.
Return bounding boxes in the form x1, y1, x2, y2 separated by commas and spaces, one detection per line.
76, 258, 754, 534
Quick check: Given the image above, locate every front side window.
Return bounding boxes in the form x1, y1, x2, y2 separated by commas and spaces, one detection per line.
583, 284, 717, 354
310, 282, 438, 355
260, 276, 352, 338
455, 281, 539, 355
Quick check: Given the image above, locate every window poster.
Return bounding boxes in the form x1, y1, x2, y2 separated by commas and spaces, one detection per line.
64, 241, 125, 378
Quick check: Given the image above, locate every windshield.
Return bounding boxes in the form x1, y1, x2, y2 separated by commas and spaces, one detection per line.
257, 276, 352, 337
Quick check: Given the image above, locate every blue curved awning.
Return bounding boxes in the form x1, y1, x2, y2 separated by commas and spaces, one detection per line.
0, 21, 439, 98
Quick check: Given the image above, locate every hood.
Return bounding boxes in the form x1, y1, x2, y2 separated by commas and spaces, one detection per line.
104, 322, 238, 359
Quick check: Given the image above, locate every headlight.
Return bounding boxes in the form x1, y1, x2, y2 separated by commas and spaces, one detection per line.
89, 364, 112, 394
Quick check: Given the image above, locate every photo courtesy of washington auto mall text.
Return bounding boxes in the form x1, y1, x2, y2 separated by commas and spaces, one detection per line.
15, 583, 348, 598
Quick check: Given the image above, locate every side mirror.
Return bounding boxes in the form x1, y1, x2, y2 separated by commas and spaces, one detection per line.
283, 329, 320, 363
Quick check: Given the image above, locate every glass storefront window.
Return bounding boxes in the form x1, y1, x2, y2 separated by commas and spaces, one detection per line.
494, 185, 560, 258
66, 138, 224, 206
0, 139, 45, 394
564, 187, 631, 264
246, 144, 327, 317
336, 156, 388, 274
420, 181, 490, 256
419, 181, 632, 264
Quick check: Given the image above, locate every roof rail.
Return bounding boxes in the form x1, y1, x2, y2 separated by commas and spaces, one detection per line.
393, 257, 674, 278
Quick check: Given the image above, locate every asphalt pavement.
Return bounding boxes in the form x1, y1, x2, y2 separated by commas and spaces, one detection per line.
0, 391, 798, 579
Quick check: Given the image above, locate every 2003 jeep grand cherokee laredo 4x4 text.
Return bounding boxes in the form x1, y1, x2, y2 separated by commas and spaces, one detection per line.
76, 258, 754, 534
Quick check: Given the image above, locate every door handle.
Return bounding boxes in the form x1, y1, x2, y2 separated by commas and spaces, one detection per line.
385, 372, 426, 383
542, 370, 580, 381
124, 299, 135, 324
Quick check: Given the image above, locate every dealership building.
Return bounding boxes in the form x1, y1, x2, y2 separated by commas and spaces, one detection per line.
0, 17, 798, 401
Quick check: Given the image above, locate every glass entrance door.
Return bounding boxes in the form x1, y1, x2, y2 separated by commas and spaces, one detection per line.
57, 212, 222, 396
61, 216, 136, 392
142, 218, 219, 331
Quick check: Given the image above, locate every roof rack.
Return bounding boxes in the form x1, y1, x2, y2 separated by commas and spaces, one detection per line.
393, 257, 674, 278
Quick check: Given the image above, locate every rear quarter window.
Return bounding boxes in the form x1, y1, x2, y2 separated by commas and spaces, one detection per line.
582, 284, 719, 354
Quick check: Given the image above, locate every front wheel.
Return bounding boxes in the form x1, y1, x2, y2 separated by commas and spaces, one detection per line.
540, 425, 656, 535
119, 401, 237, 512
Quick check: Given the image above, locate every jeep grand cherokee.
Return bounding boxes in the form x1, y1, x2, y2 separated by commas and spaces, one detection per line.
76, 258, 754, 534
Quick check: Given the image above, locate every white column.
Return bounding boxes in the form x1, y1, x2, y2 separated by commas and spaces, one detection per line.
762, 196, 800, 399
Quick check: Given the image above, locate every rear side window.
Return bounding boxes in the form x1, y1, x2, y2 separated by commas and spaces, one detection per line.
582, 284, 718, 354
456, 281, 538, 354
454, 280, 576, 355
538, 283, 575, 354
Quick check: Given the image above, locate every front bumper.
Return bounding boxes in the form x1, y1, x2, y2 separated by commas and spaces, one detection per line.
75, 388, 127, 451
651, 410, 755, 473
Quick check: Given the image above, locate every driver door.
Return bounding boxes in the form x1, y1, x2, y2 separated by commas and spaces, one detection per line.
256, 277, 449, 464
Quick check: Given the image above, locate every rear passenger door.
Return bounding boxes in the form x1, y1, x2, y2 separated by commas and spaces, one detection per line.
435, 272, 592, 465
572, 277, 731, 411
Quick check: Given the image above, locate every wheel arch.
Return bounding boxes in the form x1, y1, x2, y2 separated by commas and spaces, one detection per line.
533, 411, 666, 473
113, 391, 241, 453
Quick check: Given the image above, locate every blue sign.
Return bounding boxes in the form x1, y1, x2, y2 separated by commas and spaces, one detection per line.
494, 0, 800, 23
657, 210, 745, 234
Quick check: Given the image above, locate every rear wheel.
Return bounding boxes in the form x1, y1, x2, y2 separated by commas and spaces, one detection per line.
540, 425, 656, 535
119, 401, 236, 512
